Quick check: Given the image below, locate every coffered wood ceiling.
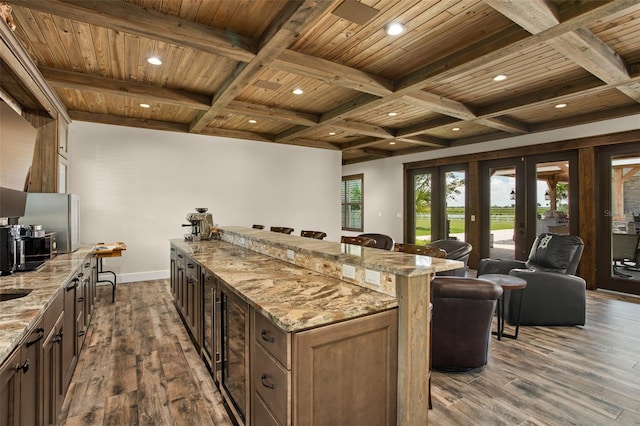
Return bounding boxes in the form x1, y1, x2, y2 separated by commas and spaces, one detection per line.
3, 0, 640, 164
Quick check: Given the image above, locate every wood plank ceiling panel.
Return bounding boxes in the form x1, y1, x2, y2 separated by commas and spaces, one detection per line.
5, 0, 640, 164
236, 68, 358, 114
510, 88, 638, 123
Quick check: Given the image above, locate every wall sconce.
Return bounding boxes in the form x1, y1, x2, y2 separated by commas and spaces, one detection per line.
545, 190, 550, 201
510, 189, 516, 200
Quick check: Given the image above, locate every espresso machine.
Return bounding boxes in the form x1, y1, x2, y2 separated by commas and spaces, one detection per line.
183, 208, 215, 241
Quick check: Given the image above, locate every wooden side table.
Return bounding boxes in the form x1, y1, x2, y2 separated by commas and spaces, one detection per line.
479, 273, 527, 340
94, 242, 126, 302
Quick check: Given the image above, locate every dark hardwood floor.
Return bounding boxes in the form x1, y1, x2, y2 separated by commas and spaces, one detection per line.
60, 280, 640, 425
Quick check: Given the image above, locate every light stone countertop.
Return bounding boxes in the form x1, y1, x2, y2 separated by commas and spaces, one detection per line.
0, 247, 94, 363
174, 237, 402, 333
221, 226, 463, 277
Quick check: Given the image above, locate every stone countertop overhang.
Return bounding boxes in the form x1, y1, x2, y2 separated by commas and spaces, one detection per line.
0, 247, 94, 363
172, 238, 400, 333
220, 226, 463, 277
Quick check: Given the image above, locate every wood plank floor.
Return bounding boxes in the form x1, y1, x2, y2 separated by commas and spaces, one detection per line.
60, 280, 640, 425
60, 280, 232, 425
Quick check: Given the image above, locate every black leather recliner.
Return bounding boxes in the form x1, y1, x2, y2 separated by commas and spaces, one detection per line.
477, 233, 586, 326
431, 277, 503, 371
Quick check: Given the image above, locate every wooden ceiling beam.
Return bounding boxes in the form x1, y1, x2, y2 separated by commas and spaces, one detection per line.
40, 66, 212, 110
69, 109, 190, 133
332, 120, 395, 139
361, 148, 393, 158
189, 0, 338, 133
271, 50, 393, 97
225, 100, 318, 126
485, 0, 640, 102
401, 93, 476, 120
9, 0, 258, 62
475, 117, 529, 134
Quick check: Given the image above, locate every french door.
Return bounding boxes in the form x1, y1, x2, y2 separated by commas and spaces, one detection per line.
597, 142, 640, 296
480, 152, 578, 260
405, 165, 467, 244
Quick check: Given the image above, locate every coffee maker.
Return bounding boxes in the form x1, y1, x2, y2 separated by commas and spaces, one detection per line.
183, 208, 215, 241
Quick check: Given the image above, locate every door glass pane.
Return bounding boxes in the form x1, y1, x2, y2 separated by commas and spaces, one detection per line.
414, 173, 432, 244
536, 161, 570, 235
445, 170, 466, 242
489, 167, 516, 259
611, 156, 640, 280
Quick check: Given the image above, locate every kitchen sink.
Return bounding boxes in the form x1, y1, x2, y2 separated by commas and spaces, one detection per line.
0, 290, 33, 302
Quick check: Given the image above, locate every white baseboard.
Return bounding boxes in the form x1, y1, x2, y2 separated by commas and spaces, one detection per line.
96, 269, 170, 285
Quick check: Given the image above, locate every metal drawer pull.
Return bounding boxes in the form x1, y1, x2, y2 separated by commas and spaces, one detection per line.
261, 374, 275, 390
16, 359, 30, 373
261, 330, 275, 343
78, 330, 85, 337
26, 328, 45, 347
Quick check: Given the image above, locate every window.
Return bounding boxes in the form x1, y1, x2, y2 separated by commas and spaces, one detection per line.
342, 174, 363, 231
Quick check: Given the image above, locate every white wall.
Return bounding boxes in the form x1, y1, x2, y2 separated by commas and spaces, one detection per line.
68, 122, 342, 282
342, 114, 640, 244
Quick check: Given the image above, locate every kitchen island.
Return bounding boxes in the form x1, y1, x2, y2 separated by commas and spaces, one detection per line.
171, 226, 462, 425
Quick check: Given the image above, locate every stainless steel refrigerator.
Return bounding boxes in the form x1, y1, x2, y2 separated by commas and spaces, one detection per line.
21, 193, 80, 253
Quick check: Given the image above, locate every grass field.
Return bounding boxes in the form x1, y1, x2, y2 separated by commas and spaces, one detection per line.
415, 207, 516, 236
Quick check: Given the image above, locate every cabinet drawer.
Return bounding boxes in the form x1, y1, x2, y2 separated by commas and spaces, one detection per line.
254, 311, 290, 369
253, 392, 281, 426
43, 289, 63, 336
253, 343, 290, 426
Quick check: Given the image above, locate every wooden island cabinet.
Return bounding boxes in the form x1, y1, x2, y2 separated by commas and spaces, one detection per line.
171, 227, 461, 425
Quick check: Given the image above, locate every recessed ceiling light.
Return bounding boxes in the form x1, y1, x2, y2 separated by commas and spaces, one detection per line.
248, 119, 257, 124
452, 127, 460, 131
139, 103, 150, 108
387, 112, 398, 117
493, 74, 507, 82
389, 141, 396, 145
386, 22, 405, 36
329, 132, 336, 136
147, 56, 162, 65
292, 88, 304, 95
555, 103, 567, 109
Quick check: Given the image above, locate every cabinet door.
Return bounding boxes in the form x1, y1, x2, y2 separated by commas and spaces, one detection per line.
42, 313, 63, 426
62, 276, 79, 394
220, 287, 250, 424
293, 309, 398, 426
19, 322, 45, 426
0, 348, 20, 426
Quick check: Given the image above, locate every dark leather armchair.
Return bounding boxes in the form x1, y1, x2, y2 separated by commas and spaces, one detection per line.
427, 239, 472, 276
431, 277, 503, 371
477, 233, 586, 326
358, 233, 394, 250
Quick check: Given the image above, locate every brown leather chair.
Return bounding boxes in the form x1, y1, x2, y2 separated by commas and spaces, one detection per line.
431, 277, 503, 371
341, 235, 376, 247
252, 224, 265, 229
395, 243, 446, 257
301, 230, 327, 240
358, 233, 394, 250
270, 226, 294, 234
427, 239, 473, 276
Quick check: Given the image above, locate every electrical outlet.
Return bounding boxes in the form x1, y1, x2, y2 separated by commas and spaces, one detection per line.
342, 264, 356, 280
365, 269, 381, 286
287, 249, 295, 260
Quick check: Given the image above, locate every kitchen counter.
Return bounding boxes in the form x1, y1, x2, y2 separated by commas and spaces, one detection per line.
172, 238, 399, 332
0, 247, 93, 363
